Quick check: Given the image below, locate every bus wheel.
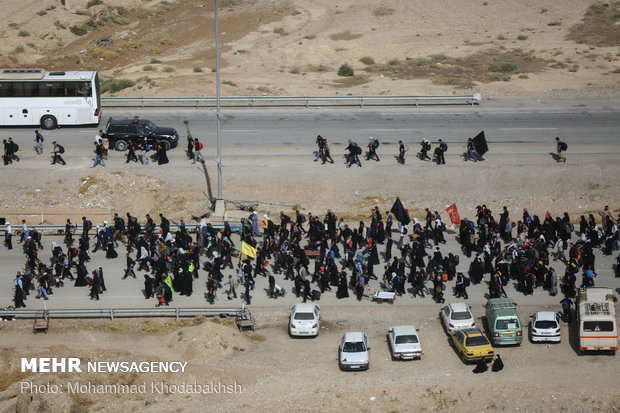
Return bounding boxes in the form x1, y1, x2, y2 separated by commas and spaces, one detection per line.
41, 115, 57, 130
114, 140, 128, 151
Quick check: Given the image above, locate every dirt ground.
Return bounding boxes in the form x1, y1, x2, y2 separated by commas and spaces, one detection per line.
0, 150, 618, 225
1, 0, 619, 97
1, 1, 620, 412
0, 307, 618, 413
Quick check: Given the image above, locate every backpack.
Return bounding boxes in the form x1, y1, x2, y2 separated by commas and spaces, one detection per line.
37, 133, 44, 142
85, 220, 93, 231
145, 143, 151, 151
373, 138, 380, 148
560, 142, 567, 151
198, 142, 203, 150
354, 145, 362, 155
299, 214, 307, 223
12, 143, 19, 152
441, 142, 447, 152
58, 144, 65, 154
464, 277, 471, 287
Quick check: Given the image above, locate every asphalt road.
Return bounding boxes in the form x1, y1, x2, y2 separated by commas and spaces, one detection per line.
1, 100, 620, 152
1, 99, 619, 312
2, 232, 619, 313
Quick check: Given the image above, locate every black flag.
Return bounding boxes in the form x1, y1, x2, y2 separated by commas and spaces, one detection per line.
390, 197, 410, 225
472, 131, 488, 156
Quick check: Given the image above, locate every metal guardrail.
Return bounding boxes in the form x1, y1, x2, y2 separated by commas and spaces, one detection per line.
0, 307, 246, 321
101, 94, 482, 109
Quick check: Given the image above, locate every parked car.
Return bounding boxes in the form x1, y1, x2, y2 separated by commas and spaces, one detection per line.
289, 303, 320, 337
105, 117, 179, 151
485, 298, 523, 345
440, 302, 476, 333
387, 325, 423, 360
338, 332, 370, 371
450, 328, 494, 364
530, 311, 561, 343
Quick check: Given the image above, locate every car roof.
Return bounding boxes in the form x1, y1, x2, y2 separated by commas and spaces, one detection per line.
459, 328, 484, 337
108, 118, 149, 125
343, 331, 365, 342
390, 325, 418, 335
449, 302, 469, 312
292, 303, 318, 313
534, 311, 557, 321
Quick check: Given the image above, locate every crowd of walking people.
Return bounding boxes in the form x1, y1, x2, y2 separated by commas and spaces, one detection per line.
314, 135, 477, 166
7, 201, 619, 310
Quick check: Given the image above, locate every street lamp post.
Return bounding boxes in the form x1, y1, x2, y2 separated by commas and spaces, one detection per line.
215, 0, 223, 199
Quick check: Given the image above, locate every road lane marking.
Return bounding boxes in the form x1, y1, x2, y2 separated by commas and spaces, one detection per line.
360, 129, 413, 132
499, 128, 558, 130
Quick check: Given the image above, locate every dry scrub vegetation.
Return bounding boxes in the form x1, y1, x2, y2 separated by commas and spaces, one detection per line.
0, 0, 618, 96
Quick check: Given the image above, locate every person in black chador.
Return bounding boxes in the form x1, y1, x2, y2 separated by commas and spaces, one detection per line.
157, 141, 169, 165
144, 274, 154, 299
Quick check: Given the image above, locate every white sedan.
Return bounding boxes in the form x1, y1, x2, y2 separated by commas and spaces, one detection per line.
387, 325, 423, 360
289, 303, 320, 337
530, 311, 561, 343
339, 332, 370, 371
440, 302, 476, 333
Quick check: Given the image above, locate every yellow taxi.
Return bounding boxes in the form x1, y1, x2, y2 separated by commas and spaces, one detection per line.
450, 328, 494, 363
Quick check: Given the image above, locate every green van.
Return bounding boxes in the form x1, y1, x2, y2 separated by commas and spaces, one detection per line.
485, 298, 523, 345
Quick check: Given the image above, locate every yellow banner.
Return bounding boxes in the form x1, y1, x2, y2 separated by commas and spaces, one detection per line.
241, 241, 257, 258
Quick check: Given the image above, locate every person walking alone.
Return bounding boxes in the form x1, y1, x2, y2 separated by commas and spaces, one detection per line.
435, 139, 447, 165
192, 137, 204, 164
4, 221, 12, 250
51, 141, 66, 165
464, 138, 478, 162
34, 130, 44, 155
365, 137, 380, 161
126, 141, 138, 163
397, 140, 407, 164
555, 137, 567, 163
91, 141, 106, 168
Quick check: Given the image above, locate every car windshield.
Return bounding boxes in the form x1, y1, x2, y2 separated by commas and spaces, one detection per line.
395, 335, 418, 344
496, 318, 520, 330
293, 312, 315, 320
144, 121, 157, 134
466, 335, 489, 346
343, 341, 366, 352
535, 320, 558, 329
452, 310, 471, 320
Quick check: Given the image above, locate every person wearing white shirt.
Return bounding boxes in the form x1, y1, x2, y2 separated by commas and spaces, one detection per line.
4, 221, 12, 250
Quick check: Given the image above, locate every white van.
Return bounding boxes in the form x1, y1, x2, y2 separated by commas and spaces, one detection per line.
577, 287, 617, 352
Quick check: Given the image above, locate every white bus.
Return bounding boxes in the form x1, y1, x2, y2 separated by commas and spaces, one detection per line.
0, 68, 101, 129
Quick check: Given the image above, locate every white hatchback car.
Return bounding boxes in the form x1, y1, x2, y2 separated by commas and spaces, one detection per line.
387, 325, 423, 360
289, 303, 320, 337
440, 302, 476, 333
530, 311, 561, 343
339, 332, 370, 371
